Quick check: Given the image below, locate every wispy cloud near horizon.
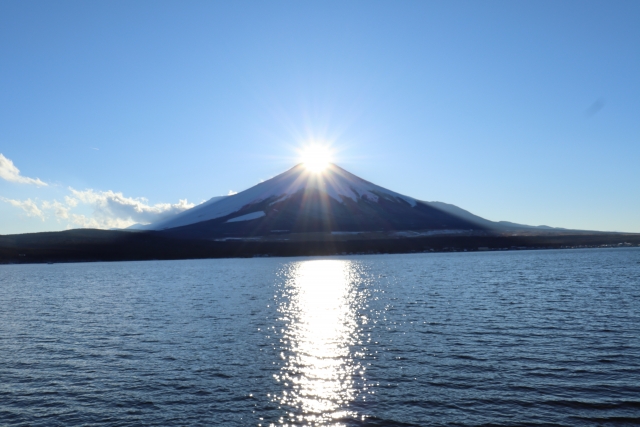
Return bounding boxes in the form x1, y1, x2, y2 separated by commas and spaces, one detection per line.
0, 153, 197, 231
68, 188, 195, 228
1, 198, 45, 220
1, 188, 195, 230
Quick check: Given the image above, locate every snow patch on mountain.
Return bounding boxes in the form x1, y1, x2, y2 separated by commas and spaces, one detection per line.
225, 211, 266, 223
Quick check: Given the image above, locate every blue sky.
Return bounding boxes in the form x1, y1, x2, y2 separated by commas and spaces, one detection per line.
1, 0, 639, 233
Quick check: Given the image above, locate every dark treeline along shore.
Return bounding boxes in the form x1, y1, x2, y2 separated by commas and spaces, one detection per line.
1, 228, 639, 264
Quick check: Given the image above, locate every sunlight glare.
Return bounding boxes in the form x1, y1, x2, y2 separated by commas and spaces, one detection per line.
300, 145, 333, 173
274, 260, 366, 425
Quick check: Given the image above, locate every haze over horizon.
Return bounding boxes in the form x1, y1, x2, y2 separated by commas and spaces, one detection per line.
1, 1, 639, 234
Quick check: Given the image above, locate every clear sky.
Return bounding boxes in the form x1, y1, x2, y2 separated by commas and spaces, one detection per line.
1, 0, 639, 234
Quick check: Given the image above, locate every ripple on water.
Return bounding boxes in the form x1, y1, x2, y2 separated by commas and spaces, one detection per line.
0, 249, 639, 426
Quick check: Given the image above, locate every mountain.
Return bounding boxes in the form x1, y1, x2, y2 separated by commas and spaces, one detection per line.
424, 201, 566, 231
145, 163, 557, 239
4, 163, 630, 265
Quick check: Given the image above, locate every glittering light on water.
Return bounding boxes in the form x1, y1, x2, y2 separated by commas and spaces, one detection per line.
274, 260, 365, 426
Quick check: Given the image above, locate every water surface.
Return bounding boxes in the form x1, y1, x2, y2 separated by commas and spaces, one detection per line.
1, 248, 639, 426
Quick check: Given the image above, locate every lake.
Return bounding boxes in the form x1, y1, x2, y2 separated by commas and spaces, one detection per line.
1, 248, 639, 426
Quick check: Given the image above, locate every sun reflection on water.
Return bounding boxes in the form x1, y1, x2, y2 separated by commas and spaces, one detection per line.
272, 260, 366, 426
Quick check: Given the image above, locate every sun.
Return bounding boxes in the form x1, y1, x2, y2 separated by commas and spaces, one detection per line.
300, 145, 333, 173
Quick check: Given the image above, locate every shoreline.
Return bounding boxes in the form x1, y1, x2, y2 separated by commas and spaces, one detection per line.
2, 229, 639, 265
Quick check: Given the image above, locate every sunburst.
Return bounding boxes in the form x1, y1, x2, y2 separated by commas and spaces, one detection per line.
300, 145, 333, 173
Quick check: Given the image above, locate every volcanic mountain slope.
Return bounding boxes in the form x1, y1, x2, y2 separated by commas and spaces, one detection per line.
146, 163, 509, 239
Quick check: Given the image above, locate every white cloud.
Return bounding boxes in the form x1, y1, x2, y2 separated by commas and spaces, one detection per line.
227, 190, 238, 195
65, 195, 78, 207
66, 213, 135, 230
0, 153, 47, 186
41, 200, 71, 219
68, 188, 195, 226
0, 154, 196, 230
2, 188, 195, 230
1, 197, 45, 220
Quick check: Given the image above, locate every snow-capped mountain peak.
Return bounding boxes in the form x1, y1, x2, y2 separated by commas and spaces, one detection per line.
148, 163, 417, 230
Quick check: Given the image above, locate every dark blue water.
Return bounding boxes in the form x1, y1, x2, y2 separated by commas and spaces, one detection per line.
1, 248, 639, 426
